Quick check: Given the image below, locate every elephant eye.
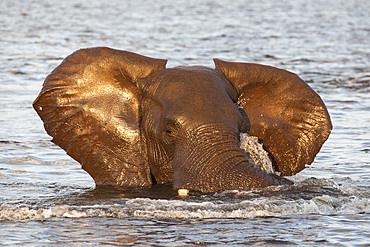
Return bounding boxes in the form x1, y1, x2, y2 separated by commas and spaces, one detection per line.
164, 129, 176, 143
166, 130, 174, 136
163, 119, 180, 142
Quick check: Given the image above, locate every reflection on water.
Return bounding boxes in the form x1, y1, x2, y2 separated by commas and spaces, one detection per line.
2, 214, 370, 246
1, 0, 369, 245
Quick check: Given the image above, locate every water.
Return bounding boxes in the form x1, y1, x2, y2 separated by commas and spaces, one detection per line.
1, 0, 369, 245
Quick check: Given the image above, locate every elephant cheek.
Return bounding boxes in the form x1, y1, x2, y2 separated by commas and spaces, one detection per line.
145, 138, 175, 184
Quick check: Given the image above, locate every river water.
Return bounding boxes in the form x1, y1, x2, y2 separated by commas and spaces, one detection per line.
1, 0, 369, 246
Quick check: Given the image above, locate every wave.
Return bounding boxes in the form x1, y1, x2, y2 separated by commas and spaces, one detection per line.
1, 178, 369, 220
2, 156, 77, 166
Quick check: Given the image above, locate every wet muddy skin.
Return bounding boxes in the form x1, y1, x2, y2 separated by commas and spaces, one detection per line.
1, 0, 369, 246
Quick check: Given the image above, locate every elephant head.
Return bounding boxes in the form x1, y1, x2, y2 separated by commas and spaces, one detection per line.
33, 47, 332, 193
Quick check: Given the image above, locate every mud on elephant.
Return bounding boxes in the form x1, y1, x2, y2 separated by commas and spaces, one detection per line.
33, 47, 332, 193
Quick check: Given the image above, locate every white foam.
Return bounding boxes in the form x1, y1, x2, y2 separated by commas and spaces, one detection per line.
1, 181, 368, 220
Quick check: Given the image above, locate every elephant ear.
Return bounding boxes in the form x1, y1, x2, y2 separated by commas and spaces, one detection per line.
214, 59, 332, 176
33, 47, 167, 187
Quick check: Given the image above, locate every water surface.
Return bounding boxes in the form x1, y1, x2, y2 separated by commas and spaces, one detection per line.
1, 0, 369, 246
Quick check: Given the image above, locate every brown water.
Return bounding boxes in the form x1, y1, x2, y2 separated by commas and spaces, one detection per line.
1, 0, 369, 246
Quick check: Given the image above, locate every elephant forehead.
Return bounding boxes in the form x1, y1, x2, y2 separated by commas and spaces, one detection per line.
144, 66, 241, 128
154, 67, 235, 102
160, 80, 231, 113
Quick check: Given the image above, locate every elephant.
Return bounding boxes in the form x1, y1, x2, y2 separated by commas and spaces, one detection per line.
33, 47, 332, 193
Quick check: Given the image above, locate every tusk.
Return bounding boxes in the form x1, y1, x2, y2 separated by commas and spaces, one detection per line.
178, 189, 189, 197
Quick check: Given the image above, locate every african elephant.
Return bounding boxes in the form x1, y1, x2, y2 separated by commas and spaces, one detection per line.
33, 47, 332, 193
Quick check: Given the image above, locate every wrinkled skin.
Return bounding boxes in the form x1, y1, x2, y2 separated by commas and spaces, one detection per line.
33, 47, 332, 193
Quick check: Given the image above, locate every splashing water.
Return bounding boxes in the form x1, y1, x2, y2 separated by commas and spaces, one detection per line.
1, 0, 369, 245
240, 133, 276, 174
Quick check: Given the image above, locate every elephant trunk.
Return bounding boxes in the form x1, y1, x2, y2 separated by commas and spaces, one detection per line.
173, 124, 290, 193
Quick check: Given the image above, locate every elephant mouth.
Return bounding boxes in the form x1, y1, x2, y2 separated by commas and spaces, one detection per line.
239, 133, 280, 176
